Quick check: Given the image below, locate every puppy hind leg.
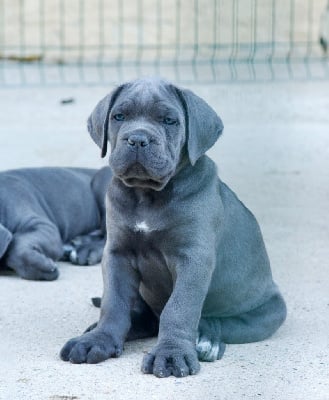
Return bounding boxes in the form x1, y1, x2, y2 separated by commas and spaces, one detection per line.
196, 317, 226, 361
126, 296, 159, 341
85, 295, 159, 340
221, 292, 287, 344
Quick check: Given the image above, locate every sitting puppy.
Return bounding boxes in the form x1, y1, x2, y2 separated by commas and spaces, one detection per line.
60, 78, 287, 377
0, 166, 111, 280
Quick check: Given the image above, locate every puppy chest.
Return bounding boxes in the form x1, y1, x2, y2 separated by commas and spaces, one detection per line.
133, 220, 153, 234
127, 230, 174, 295
129, 205, 166, 234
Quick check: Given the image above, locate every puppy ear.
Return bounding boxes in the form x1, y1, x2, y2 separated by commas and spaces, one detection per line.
176, 88, 224, 165
0, 223, 12, 259
87, 85, 125, 158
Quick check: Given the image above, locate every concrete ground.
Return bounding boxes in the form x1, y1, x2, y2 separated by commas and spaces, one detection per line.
0, 79, 328, 400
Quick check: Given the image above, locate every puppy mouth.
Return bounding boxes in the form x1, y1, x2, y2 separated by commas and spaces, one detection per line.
123, 177, 164, 190
118, 163, 171, 190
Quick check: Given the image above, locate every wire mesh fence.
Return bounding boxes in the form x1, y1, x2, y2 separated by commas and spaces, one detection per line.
1, 0, 329, 86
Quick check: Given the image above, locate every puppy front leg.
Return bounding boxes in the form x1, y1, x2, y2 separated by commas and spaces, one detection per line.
142, 252, 215, 378
60, 250, 139, 364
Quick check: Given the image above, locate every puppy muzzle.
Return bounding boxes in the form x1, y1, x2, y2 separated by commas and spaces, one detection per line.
110, 138, 174, 191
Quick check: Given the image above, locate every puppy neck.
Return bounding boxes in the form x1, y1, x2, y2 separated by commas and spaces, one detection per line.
110, 176, 173, 207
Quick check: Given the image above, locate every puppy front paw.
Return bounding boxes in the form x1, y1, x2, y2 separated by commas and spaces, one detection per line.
8, 251, 59, 281
60, 330, 123, 364
141, 340, 200, 378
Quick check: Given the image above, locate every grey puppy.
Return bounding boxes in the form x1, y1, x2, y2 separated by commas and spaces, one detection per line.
0, 166, 111, 280
60, 78, 286, 377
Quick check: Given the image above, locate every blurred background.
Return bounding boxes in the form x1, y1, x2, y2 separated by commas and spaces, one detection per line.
1, 0, 329, 85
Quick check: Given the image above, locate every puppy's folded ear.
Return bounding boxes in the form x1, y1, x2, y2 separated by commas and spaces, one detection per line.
87, 85, 125, 158
0, 224, 12, 259
176, 88, 224, 165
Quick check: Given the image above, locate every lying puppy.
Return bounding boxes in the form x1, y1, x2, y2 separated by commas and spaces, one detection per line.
0, 166, 111, 280
60, 78, 287, 377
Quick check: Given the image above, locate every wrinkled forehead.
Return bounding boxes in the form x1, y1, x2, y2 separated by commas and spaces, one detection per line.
113, 79, 182, 115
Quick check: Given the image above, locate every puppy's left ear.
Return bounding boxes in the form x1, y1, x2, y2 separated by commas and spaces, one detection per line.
87, 84, 125, 158
176, 88, 224, 165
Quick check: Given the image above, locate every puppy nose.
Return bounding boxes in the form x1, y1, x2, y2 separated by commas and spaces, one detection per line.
127, 133, 149, 147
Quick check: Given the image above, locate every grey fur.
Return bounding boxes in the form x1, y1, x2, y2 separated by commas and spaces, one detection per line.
0, 166, 111, 280
60, 78, 286, 377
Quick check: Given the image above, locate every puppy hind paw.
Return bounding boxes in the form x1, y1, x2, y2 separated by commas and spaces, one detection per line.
68, 243, 104, 266
69, 246, 99, 266
61, 244, 75, 261
196, 336, 226, 362
196, 317, 226, 361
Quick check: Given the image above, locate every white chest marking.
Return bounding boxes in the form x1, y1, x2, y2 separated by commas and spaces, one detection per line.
134, 221, 151, 233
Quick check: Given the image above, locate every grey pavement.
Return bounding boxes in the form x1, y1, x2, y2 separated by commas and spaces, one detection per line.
0, 80, 328, 400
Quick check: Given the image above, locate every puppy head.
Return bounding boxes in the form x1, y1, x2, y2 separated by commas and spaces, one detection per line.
87, 78, 223, 190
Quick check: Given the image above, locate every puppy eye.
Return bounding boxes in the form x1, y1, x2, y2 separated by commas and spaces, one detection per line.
113, 113, 125, 121
163, 117, 177, 125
